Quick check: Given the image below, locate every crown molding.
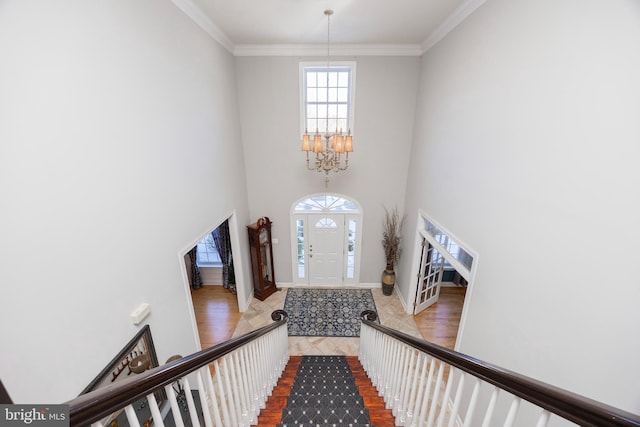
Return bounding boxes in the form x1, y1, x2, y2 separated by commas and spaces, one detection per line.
233, 44, 423, 57
421, 0, 487, 53
171, 0, 484, 57
170, 0, 234, 53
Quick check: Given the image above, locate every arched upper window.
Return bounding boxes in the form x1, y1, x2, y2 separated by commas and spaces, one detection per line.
293, 194, 359, 213
315, 218, 337, 228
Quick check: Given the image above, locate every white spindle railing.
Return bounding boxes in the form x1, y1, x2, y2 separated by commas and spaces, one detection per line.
361, 321, 551, 427
359, 317, 640, 427
84, 316, 288, 427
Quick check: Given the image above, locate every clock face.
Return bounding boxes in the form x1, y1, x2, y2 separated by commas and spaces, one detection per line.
259, 228, 268, 245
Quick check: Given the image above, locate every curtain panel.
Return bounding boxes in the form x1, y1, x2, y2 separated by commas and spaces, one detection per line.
212, 220, 235, 291
187, 247, 203, 290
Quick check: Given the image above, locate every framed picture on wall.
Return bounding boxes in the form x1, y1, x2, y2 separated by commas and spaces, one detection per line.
80, 325, 165, 426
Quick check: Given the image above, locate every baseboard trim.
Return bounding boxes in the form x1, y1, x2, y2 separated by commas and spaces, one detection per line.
281, 282, 380, 289
393, 287, 410, 313
239, 289, 253, 312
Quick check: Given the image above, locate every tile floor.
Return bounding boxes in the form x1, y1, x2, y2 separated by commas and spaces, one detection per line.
231, 287, 422, 356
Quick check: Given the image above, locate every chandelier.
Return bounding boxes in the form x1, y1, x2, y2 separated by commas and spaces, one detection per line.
301, 9, 353, 184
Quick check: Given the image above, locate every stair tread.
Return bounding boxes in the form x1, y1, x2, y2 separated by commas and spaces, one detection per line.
290, 384, 359, 392
280, 407, 371, 425
286, 395, 365, 408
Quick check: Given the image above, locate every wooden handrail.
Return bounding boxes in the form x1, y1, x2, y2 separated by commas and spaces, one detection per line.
67, 310, 288, 427
360, 310, 640, 427
0, 378, 13, 404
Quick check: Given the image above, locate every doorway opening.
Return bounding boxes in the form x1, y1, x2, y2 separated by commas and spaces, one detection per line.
290, 193, 362, 286
181, 212, 247, 351
410, 212, 477, 350
184, 219, 236, 291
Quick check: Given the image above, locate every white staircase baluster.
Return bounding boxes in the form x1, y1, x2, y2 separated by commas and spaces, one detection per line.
226, 352, 244, 426
213, 360, 231, 427
249, 340, 260, 410
195, 369, 213, 427
462, 377, 481, 427
256, 337, 267, 404
413, 354, 433, 427
425, 358, 445, 427
267, 330, 276, 396
164, 383, 185, 427
435, 365, 455, 427
447, 370, 465, 427
123, 405, 141, 427
241, 346, 258, 422
220, 356, 239, 427
204, 364, 224, 427
146, 392, 165, 427
391, 343, 406, 411
406, 352, 424, 426
381, 333, 392, 395
398, 348, 416, 423
365, 327, 376, 386
266, 332, 276, 395
232, 351, 250, 426
481, 386, 500, 427
536, 409, 551, 427
180, 377, 201, 427
503, 397, 521, 427
399, 344, 412, 415
381, 335, 393, 399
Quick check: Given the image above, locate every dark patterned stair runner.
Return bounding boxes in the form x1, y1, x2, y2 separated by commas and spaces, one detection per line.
276, 356, 373, 427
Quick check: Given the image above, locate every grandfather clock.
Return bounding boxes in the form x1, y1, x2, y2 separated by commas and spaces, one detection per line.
247, 217, 277, 301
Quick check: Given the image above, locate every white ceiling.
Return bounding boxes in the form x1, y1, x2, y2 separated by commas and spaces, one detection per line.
174, 0, 486, 55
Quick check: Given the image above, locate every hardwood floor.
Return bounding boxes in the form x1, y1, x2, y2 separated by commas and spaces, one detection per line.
413, 286, 466, 350
190, 286, 241, 349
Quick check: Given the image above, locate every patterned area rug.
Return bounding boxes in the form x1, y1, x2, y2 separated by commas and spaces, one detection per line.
284, 288, 377, 337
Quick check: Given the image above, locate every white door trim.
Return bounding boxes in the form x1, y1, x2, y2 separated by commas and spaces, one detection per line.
290, 193, 363, 286
407, 210, 479, 351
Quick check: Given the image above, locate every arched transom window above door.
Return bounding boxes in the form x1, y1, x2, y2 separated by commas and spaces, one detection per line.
291, 194, 362, 286
294, 194, 360, 213
316, 218, 338, 228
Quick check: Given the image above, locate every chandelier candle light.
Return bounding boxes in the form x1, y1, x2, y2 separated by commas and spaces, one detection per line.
301, 9, 353, 186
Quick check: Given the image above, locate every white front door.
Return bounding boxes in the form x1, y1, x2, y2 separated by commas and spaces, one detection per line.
309, 215, 344, 285
414, 238, 445, 314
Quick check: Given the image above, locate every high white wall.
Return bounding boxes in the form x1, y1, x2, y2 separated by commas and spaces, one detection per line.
400, 0, 640, 415
0, 1, 251, 403
235, 56, 420, 284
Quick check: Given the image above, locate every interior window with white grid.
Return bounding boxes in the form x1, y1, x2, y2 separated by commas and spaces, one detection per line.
197, 234, 221, 267
302, 64, 354, 135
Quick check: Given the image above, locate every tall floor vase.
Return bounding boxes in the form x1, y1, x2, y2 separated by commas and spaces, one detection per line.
381, 267, 395, 296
